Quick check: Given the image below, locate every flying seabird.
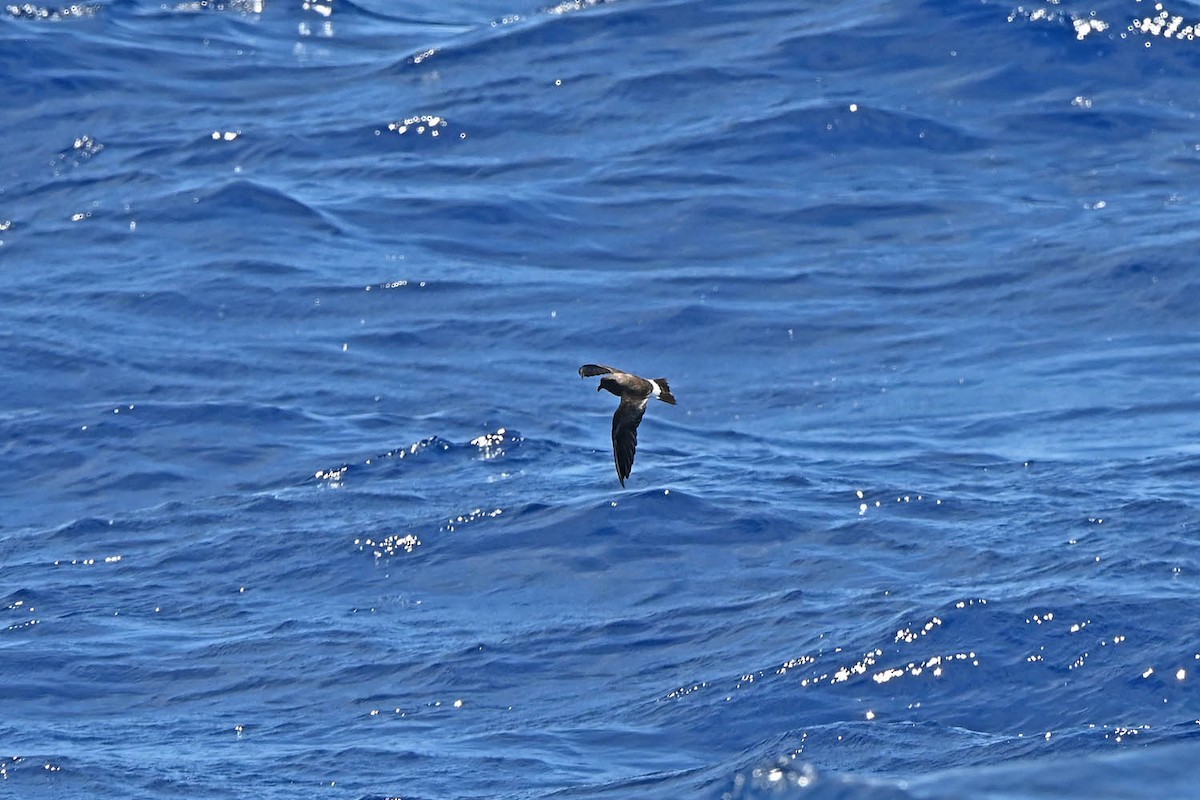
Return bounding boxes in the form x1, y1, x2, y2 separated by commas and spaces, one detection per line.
579, 364, 676, 487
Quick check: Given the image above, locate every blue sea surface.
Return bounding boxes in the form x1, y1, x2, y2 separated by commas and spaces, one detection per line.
3, 0, 1200, 796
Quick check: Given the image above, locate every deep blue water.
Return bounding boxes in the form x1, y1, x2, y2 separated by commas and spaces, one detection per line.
4, 0, 1200, 796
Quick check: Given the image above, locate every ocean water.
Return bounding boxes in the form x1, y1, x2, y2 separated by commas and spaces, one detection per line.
3, 0, 1200, 796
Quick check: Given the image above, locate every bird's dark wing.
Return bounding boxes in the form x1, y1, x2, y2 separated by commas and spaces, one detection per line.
611, 395, 648, 487
579, 364, 616, 378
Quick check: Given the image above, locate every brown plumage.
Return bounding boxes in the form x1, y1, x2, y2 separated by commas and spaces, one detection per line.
579, 364, 676, 487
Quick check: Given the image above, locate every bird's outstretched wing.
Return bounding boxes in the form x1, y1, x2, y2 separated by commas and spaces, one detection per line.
611, 395, 648, 487
579, 364, 615, 378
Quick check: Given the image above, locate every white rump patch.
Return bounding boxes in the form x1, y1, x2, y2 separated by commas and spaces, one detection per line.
648, 379, 661, 397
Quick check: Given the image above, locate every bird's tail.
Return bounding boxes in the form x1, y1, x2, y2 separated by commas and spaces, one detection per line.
655, 378, 676, 405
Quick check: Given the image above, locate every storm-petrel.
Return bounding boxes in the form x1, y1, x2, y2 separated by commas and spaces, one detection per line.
579, 364, 676, 487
